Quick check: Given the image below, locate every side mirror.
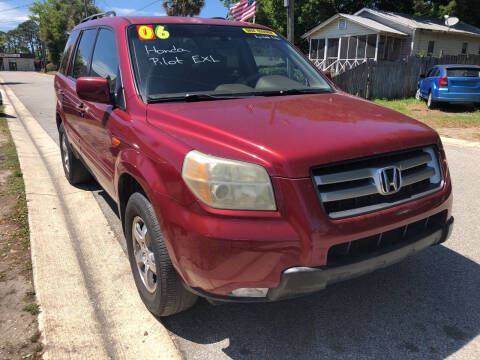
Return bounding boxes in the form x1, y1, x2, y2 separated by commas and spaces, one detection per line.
419, 74, 426, 79
76, 77, 111, 104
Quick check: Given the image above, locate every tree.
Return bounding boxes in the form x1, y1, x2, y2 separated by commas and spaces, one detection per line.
17, 20, 42, 57
412, 0, 480, 27
0, 32, 6, 53
30, 0, 100, 66
163, 0, 205, 16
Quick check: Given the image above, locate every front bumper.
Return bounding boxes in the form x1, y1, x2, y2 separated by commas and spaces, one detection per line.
186, 216, 454, 302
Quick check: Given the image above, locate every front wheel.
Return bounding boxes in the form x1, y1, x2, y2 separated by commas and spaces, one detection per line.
125, 192, 198, 316
415, 88, 421, 100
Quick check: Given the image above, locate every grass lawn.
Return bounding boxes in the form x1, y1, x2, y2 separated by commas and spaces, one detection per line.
373, 98, 480, 128
0, 106, 42, 359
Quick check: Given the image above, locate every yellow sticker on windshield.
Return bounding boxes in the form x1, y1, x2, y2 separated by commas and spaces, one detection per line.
155, 25, 170, 39
242, 28, 278, 36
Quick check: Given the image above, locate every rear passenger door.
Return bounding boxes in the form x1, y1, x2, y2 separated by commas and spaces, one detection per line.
420, 68, 433, 97
423, 67, 437, 95
63, 28, 98, 154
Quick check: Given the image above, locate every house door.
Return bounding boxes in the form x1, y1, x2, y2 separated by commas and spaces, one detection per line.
9, 61, 17, 71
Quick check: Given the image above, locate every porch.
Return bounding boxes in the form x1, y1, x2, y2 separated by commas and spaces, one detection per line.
308, 34, 407, 74
302, 13, 409, 75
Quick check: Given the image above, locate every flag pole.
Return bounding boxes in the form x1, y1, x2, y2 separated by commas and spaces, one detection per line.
253, 16, 255, 24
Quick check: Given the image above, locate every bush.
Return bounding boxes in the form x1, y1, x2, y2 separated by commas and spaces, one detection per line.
46, 63, 57, 72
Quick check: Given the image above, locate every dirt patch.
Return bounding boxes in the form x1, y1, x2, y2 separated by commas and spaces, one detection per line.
0, 109, 42, 359
437, 128, 480, 142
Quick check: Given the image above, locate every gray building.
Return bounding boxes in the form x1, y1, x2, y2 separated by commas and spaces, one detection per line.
302, 8, 480, 74
0, 53, 36, 71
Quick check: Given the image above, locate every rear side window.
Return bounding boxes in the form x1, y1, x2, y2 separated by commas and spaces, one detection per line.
90, 29, 118, 91
447, 68, 480, 77
70, 29, 98, 79
59, 30, 78, 74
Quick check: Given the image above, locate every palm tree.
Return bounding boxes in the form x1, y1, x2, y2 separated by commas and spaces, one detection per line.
163, 0, 205, 17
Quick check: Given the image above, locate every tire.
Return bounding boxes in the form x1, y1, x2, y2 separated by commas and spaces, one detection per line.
59, 123, 92, 185
427, 91, 437, 110
125, 192, 198, 316
415, 88, 421, 100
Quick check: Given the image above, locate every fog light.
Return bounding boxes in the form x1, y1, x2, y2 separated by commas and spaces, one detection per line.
230, 288, 269, 297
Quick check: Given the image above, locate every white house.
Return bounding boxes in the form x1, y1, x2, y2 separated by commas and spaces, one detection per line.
302, 8, 480, 74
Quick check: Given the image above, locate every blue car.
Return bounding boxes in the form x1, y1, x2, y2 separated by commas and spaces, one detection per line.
416, 64, 480, 109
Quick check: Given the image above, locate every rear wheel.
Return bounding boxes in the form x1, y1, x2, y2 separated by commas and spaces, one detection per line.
427, 91, 437, 110
125, 192, 198, 316
59, 123, 92, 185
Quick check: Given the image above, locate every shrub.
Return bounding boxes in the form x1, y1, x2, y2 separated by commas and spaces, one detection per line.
46, 63, 57, 72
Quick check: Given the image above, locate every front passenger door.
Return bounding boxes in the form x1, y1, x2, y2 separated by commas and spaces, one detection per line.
83, 28, 125, 196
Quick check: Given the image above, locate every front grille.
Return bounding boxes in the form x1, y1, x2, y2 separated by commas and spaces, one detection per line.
311, 146, 444, 219
327, 210, 447, 267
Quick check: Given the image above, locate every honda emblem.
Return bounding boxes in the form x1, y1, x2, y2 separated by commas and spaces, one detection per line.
377, 166, 402, 195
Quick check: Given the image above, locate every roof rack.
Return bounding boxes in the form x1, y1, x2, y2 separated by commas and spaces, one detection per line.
210, 17, 226, 20
80, 11, 116, 24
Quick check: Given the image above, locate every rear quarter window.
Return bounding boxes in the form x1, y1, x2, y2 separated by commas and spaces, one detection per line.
59, 30, 78, 74
447, 68, 480, 77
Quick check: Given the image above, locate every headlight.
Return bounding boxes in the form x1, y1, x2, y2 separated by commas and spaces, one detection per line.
182, 150, 276, 211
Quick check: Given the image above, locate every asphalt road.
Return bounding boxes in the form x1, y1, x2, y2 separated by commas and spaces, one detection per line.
2, 71, 479, 360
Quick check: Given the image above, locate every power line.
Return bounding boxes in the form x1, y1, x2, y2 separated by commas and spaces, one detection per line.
130, 0, 163, 15
1, 3, 33, 12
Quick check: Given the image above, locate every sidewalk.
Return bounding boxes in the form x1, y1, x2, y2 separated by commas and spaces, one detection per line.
0, 81, 181, 359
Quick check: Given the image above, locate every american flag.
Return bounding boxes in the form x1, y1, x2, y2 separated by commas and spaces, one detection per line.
230, 0, 256, 22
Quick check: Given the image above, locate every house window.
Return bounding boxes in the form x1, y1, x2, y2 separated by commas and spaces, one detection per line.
338, 19, 346, 30
461, 42, 468, 54
427, 41, 434, 56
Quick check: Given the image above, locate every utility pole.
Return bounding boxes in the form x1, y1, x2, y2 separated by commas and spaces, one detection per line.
284, 0, 294, 43
84, 0, 88, 18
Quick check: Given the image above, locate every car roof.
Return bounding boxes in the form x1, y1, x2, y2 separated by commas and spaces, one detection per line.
73, 15, 272, 31
440, 64, 480, 69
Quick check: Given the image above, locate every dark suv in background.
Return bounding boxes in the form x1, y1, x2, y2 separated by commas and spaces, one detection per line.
55, 12, 453, 316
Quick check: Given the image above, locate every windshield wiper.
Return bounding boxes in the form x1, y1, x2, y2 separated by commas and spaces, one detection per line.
184, 94, 235, 102
254, 88, 332, 97
148, 93, 248, 103
147, 89, 332, 103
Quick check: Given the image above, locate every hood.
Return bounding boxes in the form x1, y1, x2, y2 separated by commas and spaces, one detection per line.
146, 92, 440, 178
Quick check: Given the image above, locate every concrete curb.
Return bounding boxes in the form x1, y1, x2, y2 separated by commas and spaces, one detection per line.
0, 81, 181, 359
441, 136, 480, 149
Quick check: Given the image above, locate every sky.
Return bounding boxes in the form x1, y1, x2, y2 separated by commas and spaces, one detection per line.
0, 0, 231, 32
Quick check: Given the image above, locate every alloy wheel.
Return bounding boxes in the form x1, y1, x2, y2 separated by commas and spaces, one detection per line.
61, 134, 70, 173
415, 89, 421, 100
132, 216, 157, 293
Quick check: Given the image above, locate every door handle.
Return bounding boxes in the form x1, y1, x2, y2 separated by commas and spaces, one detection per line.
76, 103, 85, 117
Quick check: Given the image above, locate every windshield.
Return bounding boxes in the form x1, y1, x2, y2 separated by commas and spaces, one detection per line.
127, 24, 333, 102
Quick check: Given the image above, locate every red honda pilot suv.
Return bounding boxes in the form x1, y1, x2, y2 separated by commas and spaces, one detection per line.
55, 12, 453, 316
